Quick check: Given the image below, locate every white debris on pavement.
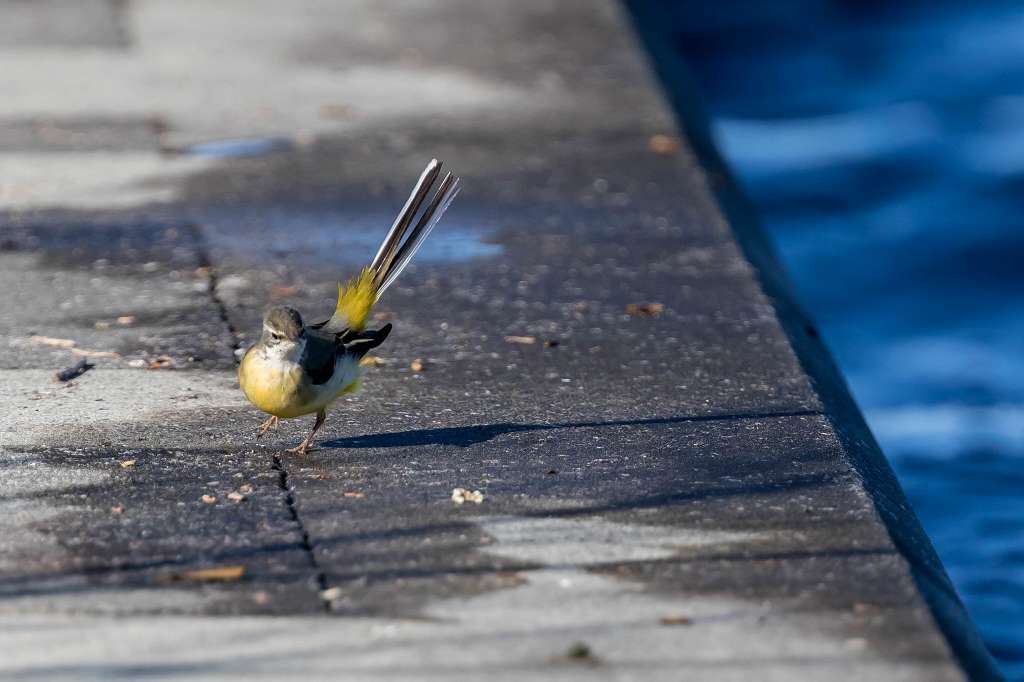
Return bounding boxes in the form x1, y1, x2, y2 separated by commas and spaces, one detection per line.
451, 488, 484, 505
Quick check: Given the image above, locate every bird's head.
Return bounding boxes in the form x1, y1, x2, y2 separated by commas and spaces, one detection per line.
260, 306, 306, 356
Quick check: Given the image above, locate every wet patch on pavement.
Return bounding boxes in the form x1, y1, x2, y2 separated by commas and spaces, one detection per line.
169, 137, 295, 160
197, 204, 503, 270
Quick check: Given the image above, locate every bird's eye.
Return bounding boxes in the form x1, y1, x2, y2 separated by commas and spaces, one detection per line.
270, 332, 282, 342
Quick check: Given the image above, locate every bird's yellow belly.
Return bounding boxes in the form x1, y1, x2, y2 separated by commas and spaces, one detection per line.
239, 348, 360, 418
237, 350, 315, 418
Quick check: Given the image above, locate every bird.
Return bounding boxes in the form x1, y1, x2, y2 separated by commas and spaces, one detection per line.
238, 159, 460, 454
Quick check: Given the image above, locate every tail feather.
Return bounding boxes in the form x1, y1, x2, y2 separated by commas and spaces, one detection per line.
317, 160, 459, 333
379, 173, 460, 295
371, 159, 442, 277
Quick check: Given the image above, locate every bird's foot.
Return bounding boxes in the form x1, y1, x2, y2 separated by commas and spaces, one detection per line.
256, 416, 280, 438
286, 438, 317, 455
285, 410, 325, 455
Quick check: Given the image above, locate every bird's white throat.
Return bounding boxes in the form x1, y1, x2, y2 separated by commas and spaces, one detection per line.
260, 336, 306, 365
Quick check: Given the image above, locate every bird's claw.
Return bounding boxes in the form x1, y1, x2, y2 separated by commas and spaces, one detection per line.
286, 441, 315, 455
256, 416, 280, 438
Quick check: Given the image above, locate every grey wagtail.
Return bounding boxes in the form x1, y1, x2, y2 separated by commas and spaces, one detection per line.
238, 159, 461, 453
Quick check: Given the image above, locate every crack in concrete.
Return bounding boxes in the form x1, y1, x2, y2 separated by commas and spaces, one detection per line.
272, 454, 330, 612
189, 221, 329, 611
186, 222, 243, 362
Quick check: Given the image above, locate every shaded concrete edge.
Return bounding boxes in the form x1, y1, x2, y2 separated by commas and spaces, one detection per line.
621, 2, 1002, 680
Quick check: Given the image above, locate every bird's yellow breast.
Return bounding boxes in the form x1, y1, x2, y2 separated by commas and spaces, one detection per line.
239, 345, 363, 419
239, 349, 315, 418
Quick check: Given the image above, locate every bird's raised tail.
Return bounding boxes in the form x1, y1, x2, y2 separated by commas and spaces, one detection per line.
315, 159, 460, 333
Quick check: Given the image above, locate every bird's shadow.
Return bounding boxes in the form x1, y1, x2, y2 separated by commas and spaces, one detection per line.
321, 408, 821, 449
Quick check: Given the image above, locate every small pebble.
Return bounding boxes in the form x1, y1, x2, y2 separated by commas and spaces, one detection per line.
451, 488, 484, 505
320, 586, 342, 601
648, 133, 681, 155
504, 335, 536, 345
566, 642, 593, 660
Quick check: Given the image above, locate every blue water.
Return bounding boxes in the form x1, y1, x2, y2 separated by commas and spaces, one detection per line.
640, 1, 1024, 675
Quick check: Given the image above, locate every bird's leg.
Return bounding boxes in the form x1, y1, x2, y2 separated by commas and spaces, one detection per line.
256, 415, 280, 438
287, 409, 326, 455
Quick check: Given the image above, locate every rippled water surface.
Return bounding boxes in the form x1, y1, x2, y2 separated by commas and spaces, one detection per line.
631, 1, 1024, 676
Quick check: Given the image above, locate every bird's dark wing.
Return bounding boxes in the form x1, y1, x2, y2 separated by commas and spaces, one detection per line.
303, 330, 341, 385
303, 324, 393, 385
341, 324, 392, 360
